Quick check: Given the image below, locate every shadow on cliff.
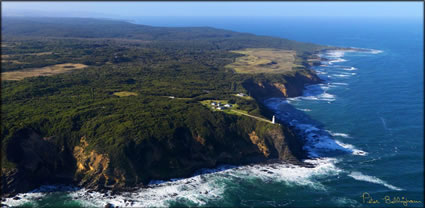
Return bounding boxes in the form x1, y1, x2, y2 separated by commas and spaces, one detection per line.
2, 128, 79, 197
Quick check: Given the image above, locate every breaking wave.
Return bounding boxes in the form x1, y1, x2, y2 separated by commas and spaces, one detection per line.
264, 98, 367, 158
326, 130, 352, 138
5, 159, 343, 207
348, 171, 403, 191
343, 67, 358, 71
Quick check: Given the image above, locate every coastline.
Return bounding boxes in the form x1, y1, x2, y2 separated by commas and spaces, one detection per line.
1, 47, 385, 207
2, 14, 422, 208
1, 52, 324, 204
262, 47, 382, 159
0, 46, 384, 206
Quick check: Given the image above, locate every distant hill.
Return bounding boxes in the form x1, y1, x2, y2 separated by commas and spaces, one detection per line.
1, 17, 327, 54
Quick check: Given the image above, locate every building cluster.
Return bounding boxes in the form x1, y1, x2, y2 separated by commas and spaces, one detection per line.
211, 101, 232, 110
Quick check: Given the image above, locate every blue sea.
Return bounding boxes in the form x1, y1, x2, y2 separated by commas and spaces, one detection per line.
4, 17, 423, 207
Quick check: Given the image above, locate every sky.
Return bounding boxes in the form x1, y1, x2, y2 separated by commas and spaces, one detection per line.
2, 2, 423, 19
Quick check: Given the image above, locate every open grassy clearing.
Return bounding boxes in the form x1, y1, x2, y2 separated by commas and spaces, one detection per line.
200, 100, 229, 105
230, 109, 273, 124
226, 48, 303, 74
2, 52, 53, 58
1, 63, 88, 81
200, 100, 238, 110
200, 99, 273, 123
23, 52, 54, 56
113, 91, 138, 97
1, 54, 13, 59
233, 93, 254, 100
162, 96, 192, 100
1, 43, 12, 47
1, 60, 23, 64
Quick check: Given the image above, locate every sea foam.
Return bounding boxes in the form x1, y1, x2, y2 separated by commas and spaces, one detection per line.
4, 160, 344, 208
264, 98, 367, 158
348, 171, 403, 191
343, 67, 358, 71
326, 130, 352, 138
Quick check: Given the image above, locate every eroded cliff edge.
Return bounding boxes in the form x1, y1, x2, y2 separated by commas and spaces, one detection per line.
242, 69, 321, 99
1, 117, 305, 197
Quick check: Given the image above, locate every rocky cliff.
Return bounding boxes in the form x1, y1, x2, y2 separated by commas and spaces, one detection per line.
1, 111, 306, 197
1, 128, 76, 197
242, 69, 321, 99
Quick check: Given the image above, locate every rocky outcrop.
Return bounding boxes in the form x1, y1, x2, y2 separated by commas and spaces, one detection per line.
249, 131, 270, 157
264, 125, 306, 164
73, 137, 125, 189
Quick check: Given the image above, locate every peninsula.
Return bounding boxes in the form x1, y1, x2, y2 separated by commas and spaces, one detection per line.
1, 17, 330, 197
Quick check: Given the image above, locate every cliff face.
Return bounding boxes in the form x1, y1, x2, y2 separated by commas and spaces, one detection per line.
72, 137, 125, 190
1, 128, 76, 197
95, 118, 307, 188
243, 70, 321, 99
1, 114, 306, 197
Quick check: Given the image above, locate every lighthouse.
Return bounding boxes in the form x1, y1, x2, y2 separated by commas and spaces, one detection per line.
272, 115, 276, 124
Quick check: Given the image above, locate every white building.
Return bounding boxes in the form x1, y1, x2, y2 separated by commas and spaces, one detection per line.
211, 102, 217, 106
224, 104, 232, 108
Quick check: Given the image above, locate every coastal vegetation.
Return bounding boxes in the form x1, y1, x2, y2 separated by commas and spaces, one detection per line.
1, 17, 329, 197
226, 48, 302, 74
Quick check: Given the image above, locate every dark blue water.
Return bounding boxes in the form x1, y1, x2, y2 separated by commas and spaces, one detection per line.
5, 17, 423, 207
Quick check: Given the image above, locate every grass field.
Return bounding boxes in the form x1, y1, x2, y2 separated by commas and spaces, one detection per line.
200, 99, 240, 110
233, 94, 254, 100
226, 48, 302, 74
1, 60, 23, 64
2, 52, 53, 59
200, 99, 272, 123
30, 52, 53, 56
1, 63, 88, 81
113, 91, 138, 97
1, 54, 13, 59
200, 100, 231, 107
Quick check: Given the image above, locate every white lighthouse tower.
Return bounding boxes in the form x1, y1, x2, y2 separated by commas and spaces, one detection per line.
272, 115, 276, 124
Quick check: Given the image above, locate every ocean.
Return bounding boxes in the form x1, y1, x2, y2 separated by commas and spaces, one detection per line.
4, 16, 423, 207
